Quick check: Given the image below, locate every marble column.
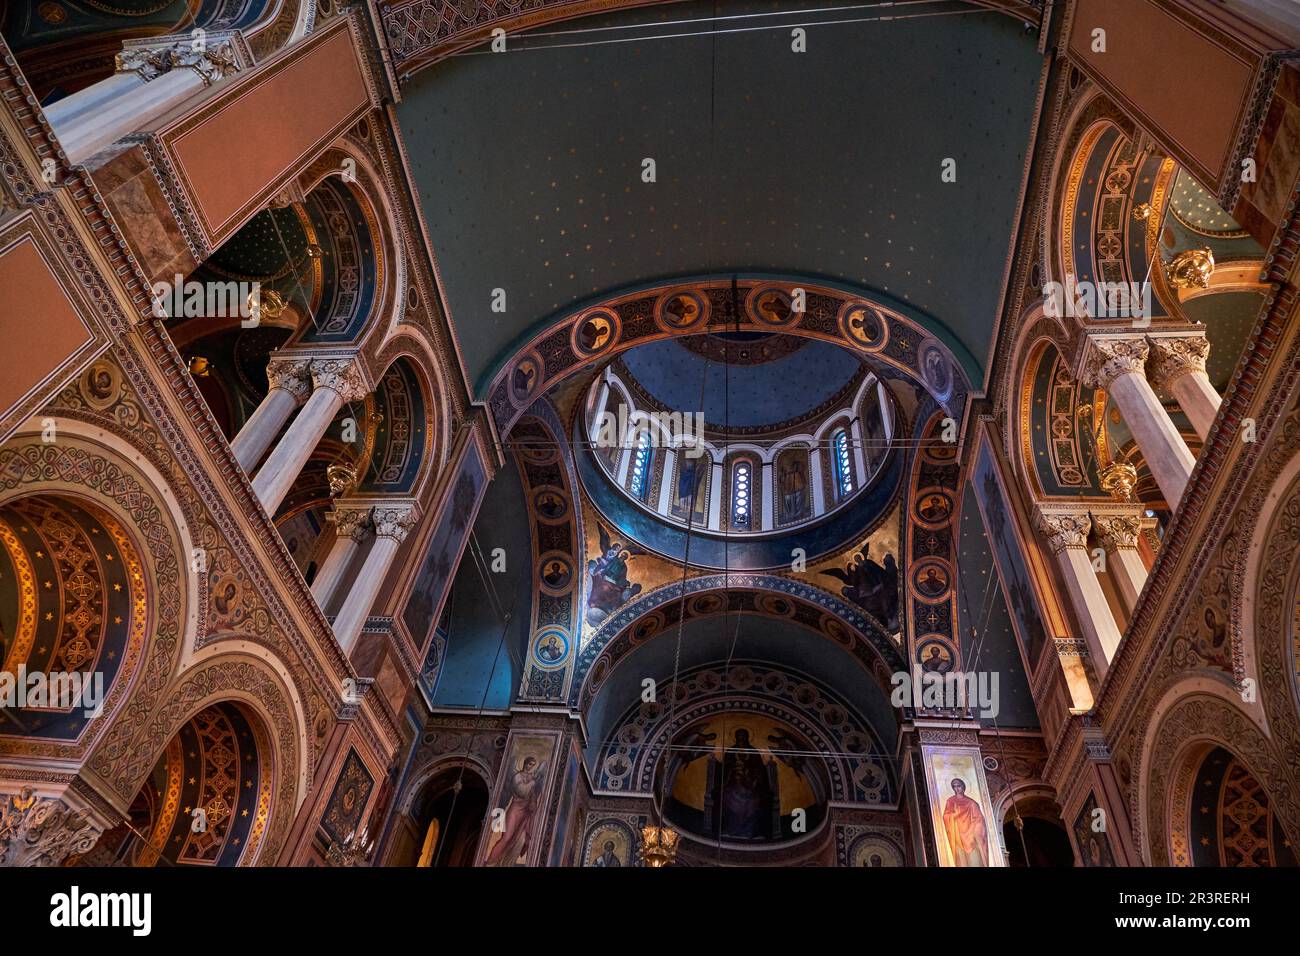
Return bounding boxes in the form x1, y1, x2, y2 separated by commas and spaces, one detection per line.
1038, 510, 1122, 679
849, 416, 868, 487
657, 449, 676, 515
333, 504, 417, 654
230, 357, 312, 472
311, 503, 372, 611
1148, 335, 1220, 443
252, 358, 367, 516
1090, 511, 1148, 615
1082, 336, 1195, 509
48, 32, 248, 164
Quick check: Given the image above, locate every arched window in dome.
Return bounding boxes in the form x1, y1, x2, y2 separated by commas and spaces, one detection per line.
832, 428, 854, 500
629, 430, 653, 501
731, 459, 753, 531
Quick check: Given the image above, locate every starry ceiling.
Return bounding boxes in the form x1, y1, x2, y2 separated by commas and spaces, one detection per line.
397, 0, 1044, 396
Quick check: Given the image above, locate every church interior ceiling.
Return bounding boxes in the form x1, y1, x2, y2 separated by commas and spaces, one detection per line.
4, 0, 1300, 902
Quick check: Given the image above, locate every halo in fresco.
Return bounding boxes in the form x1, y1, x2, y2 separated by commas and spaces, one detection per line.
838, 301, 888, 352
571, 308, 620, 358
654, 289, 709, 333
531, 628, 570, 669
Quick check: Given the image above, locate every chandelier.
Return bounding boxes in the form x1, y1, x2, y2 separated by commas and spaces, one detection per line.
325, 826, 373, 867
639, 824, 680, 867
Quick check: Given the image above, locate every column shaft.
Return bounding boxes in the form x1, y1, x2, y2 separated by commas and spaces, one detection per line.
231, 388, 300, 472
333, 536, 400, 654
1169, 371, 1221, 443
252, 386, 345, 514
1107, 370, 1195, 507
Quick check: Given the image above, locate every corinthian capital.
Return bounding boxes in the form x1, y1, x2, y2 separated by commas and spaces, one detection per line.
372, 504, 418, 542
310, 359, 368, 404
265, 357, 312, 405
115, 34, 245, 86
1081, 337, 1149, 390
0, 789, 102, 866
1037, 511, 1092, 554
330, 503, 373, 543
1147, 335, 1210, 391
1091, 513, 1142, 551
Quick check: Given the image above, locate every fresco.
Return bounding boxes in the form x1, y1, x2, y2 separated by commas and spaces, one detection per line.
662, 714, 829, 844
402, 436, 488, 653
479, 732, 561, 867
972, 435, 1050, 671
1072, 792, 1115, 867
922, 746, 1003, 867
584, 522, 649, 627
579, 814, 643, 867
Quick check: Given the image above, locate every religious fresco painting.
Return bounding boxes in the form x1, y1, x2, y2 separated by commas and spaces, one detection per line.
478, 733, 562, 867
662, 715, 830, 844
971, 430, 1050, 671
922, 748, 1004, 868
5, 0, 1298, 906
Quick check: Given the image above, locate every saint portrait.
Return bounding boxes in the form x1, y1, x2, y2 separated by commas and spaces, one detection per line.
915, 564, 949, 598
917, 492, 952, 524
777, 451, 809, 523
541, 557, 571, 591
942, 778, 989, 867
919, 642, 954, 674
482, 741, 552, 867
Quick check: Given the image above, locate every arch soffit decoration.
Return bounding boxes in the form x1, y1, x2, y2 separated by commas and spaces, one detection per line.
0, 423, 194, 767
370, 329, 451, 486
398, 755, 493, 819
486, 277, 975, 442
1137, 688, 1299, 866
573, 575, 907, 713
292, 143, 403, 356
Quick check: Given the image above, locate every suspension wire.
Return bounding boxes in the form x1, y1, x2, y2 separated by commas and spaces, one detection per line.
450, 4, 999, 55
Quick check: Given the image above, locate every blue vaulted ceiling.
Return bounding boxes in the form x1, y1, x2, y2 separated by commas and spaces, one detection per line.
396, 0, 1044, 395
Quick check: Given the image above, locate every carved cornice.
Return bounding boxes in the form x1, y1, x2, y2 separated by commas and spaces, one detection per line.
1080, 336, 1149, 390
1147, 334, 1211, 391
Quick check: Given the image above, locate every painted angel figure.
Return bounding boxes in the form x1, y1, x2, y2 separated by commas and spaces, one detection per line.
584, 524, 647, 626
483, 755, 549, 866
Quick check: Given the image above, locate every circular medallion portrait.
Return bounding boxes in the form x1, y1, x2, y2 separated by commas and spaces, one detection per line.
508, 351, 543, 406
916, 638, 955, 674
655, 289, 708, 334
911, 559, 951, 602
80, 361, 122, 411
533, 486, 569, 523
849, 834, 903, 867
839, 302, 888, 352
532, 629, 570, 669
919, 340, 953, 403
571, 308, 620, 358
913, 489, 954, 527
748, 287, 798, 328
538, 552, 573, 594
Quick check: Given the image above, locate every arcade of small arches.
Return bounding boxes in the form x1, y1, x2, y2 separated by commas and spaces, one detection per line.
0, 0, 1299, 871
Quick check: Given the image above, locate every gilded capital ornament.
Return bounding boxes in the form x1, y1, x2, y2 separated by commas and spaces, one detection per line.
310, 359, 368, 403
116, 39, 241, 86
1091, 514, 1142, 551
1038, 512, 1092, 554
330, 504, 372, 543
265, 357, 312, 405
1147, 336, 1210, 391
0, 789, 102, 866
1081, 337, 1149, 390
372, 506, 417, 542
